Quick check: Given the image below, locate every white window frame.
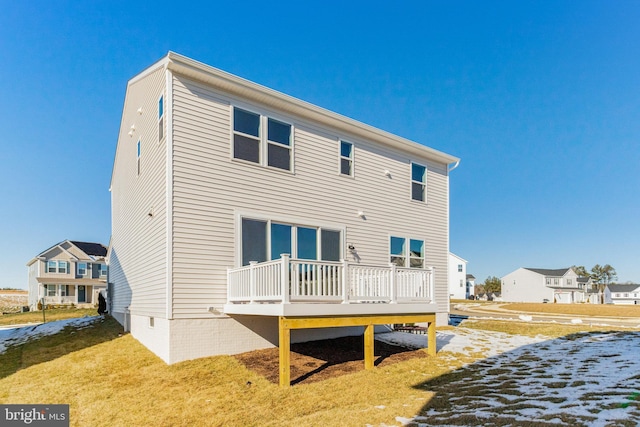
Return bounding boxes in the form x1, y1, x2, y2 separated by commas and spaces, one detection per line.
44, 284, 56, 297
99, 264, 107, 277
339, 140, 354, 177
158, 94, 164, 142
231, 106, 294, 173
47, 261, 57, 273
457, 264, 463, 273
78, 262, 87, 276
389, 235, 426, 269
137, 139, 141, 176
236, 212, 344, 267
410, 162, 427, 202
58, 261, 67, 274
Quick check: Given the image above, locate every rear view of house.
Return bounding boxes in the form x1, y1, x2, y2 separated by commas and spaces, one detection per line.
109, 52, 459, 372
27, 240, 108, 310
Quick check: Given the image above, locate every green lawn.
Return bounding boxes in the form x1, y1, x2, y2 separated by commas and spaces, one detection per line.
0, 308, 98, 326
0, 315, 631, 426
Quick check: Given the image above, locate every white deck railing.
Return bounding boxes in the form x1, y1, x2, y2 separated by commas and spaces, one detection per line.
227, 255, 434, 305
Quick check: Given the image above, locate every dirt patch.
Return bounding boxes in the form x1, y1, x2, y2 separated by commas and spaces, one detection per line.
234, 335, 426, 385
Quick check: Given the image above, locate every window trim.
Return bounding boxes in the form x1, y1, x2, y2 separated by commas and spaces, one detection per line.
158, 94, 164, 142
136, 139, 141, 176
339, 140, 354, 177
78, 262, 87, 276
231, 105, 294, 173
410, 162, 427, 202
389, 235, 426, 269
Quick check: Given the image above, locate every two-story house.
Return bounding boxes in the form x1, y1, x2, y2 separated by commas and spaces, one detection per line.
501, 267, 592, 303
109, 53, 459, 385
27, 240, 108, 310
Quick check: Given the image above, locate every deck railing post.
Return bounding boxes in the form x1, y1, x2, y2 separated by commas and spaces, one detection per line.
389, 263, 397, 303
249, 261, 257, 304
341, 259, 349, 304
281, 254, 290, 304
428, 266, 435, 302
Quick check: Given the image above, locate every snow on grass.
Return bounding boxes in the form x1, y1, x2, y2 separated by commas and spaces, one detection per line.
376, 328, 640, 426
0, 316, 101, 354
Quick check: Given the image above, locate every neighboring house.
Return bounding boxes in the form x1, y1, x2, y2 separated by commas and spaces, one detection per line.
109, 52, 459, 370
501, 267, 593, 303
604, 284, 640, 305
27, 240, 108, 310
466, 274, 476, 299
448, 253, 468, 300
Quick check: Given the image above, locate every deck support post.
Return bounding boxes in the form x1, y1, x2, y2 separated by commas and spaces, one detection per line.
279, 316, 291, 388
364, 323, 374, 370
427, 317, 436, 356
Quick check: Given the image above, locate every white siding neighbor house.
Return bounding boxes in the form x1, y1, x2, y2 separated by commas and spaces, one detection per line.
109, 52, 459, 383
27, 240, 108, 310
604, 284, 640, 305
501, 267, 592, 303
448, 253, 469, 300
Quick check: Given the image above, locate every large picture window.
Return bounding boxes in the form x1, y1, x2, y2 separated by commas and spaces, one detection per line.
390, 236, 425, 268
241, 217, 342, 266
232, 107, 292, 171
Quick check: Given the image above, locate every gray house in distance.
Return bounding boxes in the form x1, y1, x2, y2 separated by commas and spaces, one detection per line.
501, 267, 594, 304
108, 52, 459, 383
27, 240, 108, 310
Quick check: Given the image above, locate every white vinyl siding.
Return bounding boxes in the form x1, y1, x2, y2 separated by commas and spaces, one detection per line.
170, 75, 450, 318
110, 65, 168, 318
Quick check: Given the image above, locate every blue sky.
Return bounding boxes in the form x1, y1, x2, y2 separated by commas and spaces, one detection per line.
1, 1, 639, 289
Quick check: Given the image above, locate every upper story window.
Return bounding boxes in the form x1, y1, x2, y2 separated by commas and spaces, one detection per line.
567, 279, 572, 286
340, 141, 354, 176
553, 278, 559, 285
48, 260, 68, 274
158, 95, 164, 142
232, 107, 292, 171
390, 236, 425, 268
137, 139, 141, 175
78, 262, 87, 276
99, 264, 108, 277
458, 264, 463, 272
411, 163, 426, 202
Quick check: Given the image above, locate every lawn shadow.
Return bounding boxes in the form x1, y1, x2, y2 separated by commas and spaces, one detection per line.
0, 315, 125, 379
407, 330, 640, 426
235, 334, 428, 386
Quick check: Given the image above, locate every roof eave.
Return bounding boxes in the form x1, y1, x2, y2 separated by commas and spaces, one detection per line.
165, 52, 459, 166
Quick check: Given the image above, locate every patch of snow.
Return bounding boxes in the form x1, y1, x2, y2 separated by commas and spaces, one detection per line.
518, 314, 532, 321
375, 328, 640, 426
0, 316, 101, 354
571, 318, 583, 324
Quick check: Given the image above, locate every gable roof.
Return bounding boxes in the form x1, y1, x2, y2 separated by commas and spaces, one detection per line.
466, 274, 476, 280
27, 240, 108, 266
606, 284, 640, 293
524, 268, 571, 277
112, 52, 460, 190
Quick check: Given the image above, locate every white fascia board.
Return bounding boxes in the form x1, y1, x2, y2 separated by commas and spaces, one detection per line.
165, 51, 460, 167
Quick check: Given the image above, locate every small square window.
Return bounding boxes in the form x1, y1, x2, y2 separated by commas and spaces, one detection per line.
340, 141, 353, 176
458, 264, 463, 272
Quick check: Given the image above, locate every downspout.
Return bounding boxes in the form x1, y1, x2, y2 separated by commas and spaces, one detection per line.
448, 160, 460, 173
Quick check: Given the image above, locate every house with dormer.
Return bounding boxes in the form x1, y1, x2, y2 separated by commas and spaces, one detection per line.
27, 240, 108, 309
